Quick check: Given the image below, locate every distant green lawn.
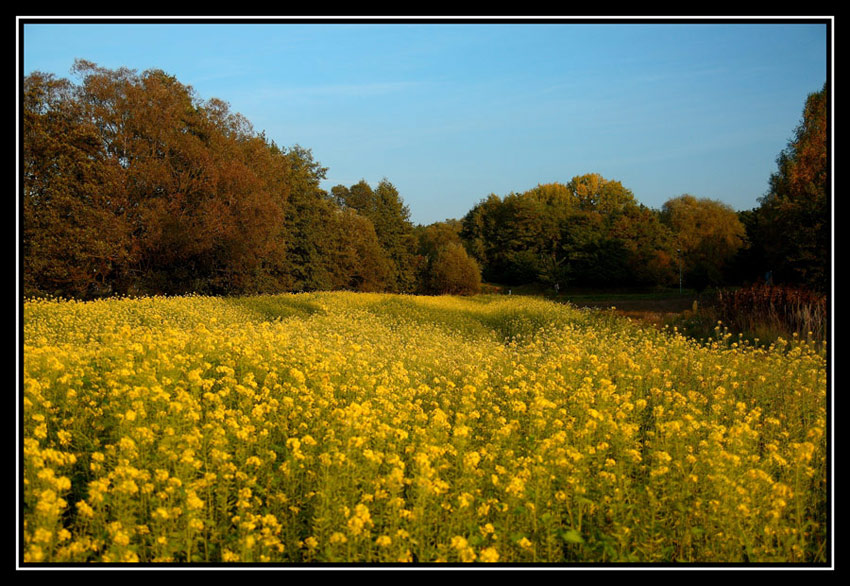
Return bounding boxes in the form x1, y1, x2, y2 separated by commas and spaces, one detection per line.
482, 282, 700, 312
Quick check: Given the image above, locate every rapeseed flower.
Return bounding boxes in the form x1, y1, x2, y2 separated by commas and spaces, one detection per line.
22, 291, 827, 563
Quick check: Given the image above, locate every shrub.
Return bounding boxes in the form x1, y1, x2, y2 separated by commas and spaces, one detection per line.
427, 243, 482, 296
716, 284, 827, 341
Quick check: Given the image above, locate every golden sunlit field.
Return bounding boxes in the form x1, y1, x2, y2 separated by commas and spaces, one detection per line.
21, 292, 828, 564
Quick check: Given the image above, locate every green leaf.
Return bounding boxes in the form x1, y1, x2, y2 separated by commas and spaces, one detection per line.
561, 529, 584, 544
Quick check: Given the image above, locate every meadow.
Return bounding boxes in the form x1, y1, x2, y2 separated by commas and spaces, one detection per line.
21, 292, 828, 564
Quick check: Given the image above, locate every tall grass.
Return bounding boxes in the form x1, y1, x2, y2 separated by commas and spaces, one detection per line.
715, 285, 827, 343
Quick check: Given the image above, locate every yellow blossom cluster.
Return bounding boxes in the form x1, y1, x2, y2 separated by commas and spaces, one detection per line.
22, 292, 827, 563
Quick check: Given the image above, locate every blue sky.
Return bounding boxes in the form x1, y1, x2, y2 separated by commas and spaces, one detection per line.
20, 19, 829, 226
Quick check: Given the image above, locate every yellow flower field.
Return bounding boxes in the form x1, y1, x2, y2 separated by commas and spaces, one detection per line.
21, 292, 828, 564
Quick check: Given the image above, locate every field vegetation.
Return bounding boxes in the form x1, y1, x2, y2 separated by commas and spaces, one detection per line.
20, 60, 830, 567
22, 292, 827, 564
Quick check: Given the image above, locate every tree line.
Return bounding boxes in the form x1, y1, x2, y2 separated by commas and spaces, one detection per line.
22, 61, 828, 299
23, 60, 478, 299
459, 82, 828, 295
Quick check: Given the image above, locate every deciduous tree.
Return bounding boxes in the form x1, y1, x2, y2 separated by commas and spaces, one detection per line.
331, 179, 417, 293
661, 194, 747, 290
23, 71, 134, 297
752, 83, 829, 291
427, 242, 482, 295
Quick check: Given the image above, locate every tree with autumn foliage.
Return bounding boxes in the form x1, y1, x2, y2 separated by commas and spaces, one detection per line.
23, 70, 135, 298
749, 83, 829, 292
24, 61, 299, 297
23, 62, 434, 299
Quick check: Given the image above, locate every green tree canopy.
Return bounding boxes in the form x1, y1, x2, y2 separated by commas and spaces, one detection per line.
427, 242, 482, 296
661, 194, 747, 290
415, 219, 464, 260
331, 179, 417, 293
565, 173, 638, 215
322, 208, 393, 292
460, 175, 671, 288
